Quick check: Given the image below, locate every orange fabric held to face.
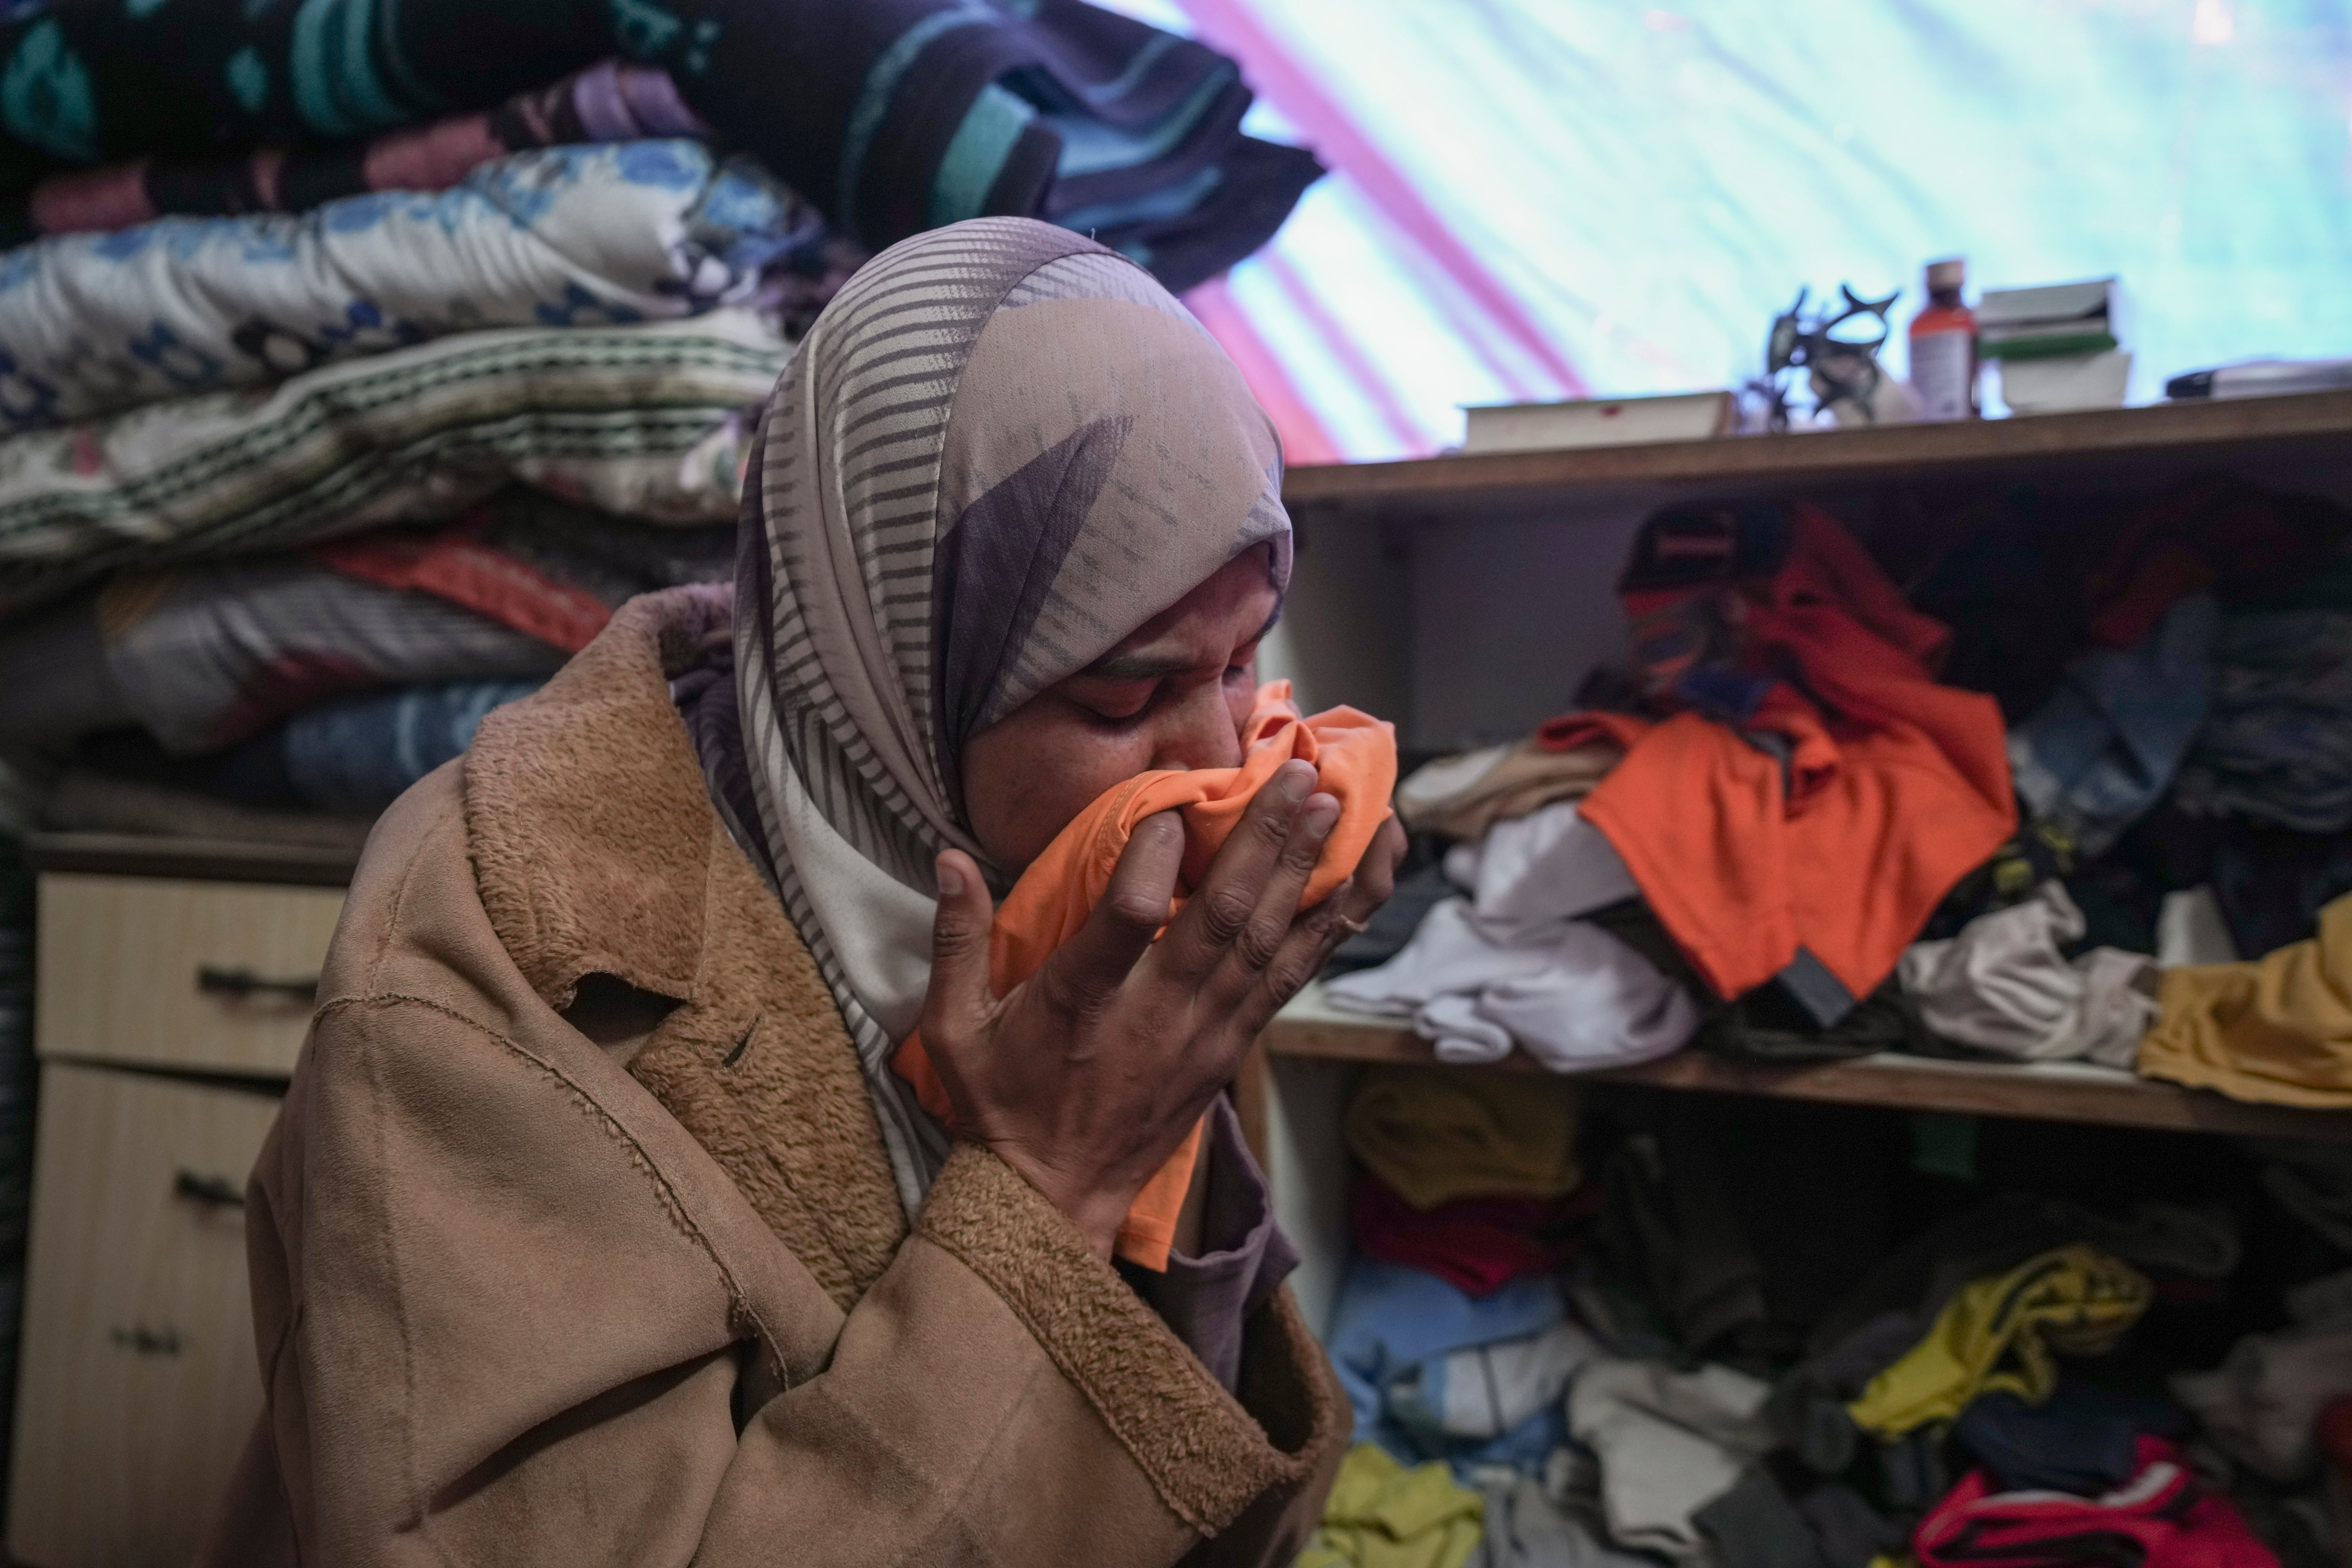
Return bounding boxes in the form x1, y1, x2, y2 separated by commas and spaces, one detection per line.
897, 681, 1397, 1270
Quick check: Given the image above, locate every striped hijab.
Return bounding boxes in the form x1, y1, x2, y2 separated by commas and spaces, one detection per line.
732, 218, 1293, 1212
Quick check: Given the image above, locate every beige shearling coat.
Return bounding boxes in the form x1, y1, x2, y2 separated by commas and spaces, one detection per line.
193, 592, 1348, 1567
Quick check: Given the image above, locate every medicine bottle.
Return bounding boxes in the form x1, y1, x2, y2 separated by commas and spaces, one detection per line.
1908, 258, 1978, 421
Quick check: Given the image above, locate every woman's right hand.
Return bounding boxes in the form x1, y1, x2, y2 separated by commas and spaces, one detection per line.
918, 759, 1372, 1259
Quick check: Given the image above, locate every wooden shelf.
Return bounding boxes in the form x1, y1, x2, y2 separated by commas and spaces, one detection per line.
1280, 390, 2352, 517
1267, 985, 2352, 1142
21, 832, 361, 888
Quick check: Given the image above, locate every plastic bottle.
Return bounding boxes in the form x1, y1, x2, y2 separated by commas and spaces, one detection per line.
1908, 257, 1978, 421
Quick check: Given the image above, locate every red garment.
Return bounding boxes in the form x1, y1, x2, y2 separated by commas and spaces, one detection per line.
311, 514, 615, 654
2085, 478, 2350, 650
1348, 1171, 1595, 1298
1539, 503, 2014, 1006
1915, 1436, 2277, 1568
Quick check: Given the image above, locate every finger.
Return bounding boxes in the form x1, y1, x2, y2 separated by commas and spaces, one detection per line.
919, 851, 998, 1040
1231, 875, 1356, 1040
1333, 814, 1406, 931
1157, 759, 1317, 985
1200, 790, 1338, 1010
1034, 809, 1181, 1020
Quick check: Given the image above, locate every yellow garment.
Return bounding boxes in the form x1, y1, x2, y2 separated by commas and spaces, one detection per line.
1343, 1067, 1581, 1212
2138, 893, 2352, 1109
1847, 1245, 2151, 1439
1297, 1444, 1484, 1568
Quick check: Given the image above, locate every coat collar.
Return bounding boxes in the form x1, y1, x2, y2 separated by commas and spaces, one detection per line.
464, 585, 730, 1013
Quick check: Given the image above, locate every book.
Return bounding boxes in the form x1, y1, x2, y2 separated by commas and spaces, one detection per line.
1977, 278, 2116, 328
1977, 278, 2119, 361
1462, 390, 1735, 454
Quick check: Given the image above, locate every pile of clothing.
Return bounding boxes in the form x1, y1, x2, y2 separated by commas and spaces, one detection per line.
0, 0, 1316, 845
1304, 1064, 2347, 1568
1332, 481, 2352, 1104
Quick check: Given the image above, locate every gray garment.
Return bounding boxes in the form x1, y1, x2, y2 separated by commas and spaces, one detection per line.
1466, 1468, 1655, 1568
1695, 1469, 1829, 1568
2253, 1139, 2352, 1252
2173, 1280, 2352, 1483
1390, 1319, 1603, 1443
1567, 1358, 1778, 1563
1898, 880, 2159, 1067
1598, 1127, 1768, 1358
1118, 1095, 1298, 1393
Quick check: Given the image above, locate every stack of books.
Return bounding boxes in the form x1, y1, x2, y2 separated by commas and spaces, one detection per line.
1979, 279, 2129, 413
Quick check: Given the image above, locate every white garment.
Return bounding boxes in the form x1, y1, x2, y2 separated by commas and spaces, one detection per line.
1390, 1320, 1603, 1441
2156, 885, 2243, 967
1897, 881, 2160, 1067
1325, 898, 1699, 1072
1567, 1359, 1778, 1563
1472, 802, 1642, 925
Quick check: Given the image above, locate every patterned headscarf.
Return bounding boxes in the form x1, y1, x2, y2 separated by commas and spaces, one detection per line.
731, 218, 1293, 1211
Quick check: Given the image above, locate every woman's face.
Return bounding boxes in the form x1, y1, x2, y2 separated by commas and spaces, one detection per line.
962, 546, 1280, 874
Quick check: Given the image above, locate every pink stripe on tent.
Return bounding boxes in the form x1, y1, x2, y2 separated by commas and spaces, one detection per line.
1178, 0, 1589, 399
1260, 249, 1434, 455
1186, 277, 1344, 466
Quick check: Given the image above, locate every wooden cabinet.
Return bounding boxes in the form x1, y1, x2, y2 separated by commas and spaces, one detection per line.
9, 838, 354, 1568
35, 874, 345, 1079
7, 1065, 281, 1568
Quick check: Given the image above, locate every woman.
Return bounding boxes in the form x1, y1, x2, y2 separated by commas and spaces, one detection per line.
197, 218, 1404, 1566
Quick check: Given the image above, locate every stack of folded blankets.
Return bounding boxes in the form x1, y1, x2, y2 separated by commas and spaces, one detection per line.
0, 0, 1319, 849
1328, 475, 2352, 1111
1304, 1063, 2352, 1568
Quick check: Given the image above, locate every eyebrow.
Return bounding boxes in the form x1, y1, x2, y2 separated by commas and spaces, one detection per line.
1080, 602, 1285, 683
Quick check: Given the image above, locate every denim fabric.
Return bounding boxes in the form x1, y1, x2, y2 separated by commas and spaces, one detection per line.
2008, 595, 2218, 856
281, 679, 545, 813
1325, 1258, 1570, 1475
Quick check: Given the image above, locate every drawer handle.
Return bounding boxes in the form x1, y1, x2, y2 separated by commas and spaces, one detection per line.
174, 1170, 244, 1209
109, 1324, 182, 1357
196, 964, 318, 1003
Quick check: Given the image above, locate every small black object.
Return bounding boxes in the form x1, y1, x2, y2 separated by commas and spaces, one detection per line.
174, 1170, 244, 1209
196, 964, 318, 1002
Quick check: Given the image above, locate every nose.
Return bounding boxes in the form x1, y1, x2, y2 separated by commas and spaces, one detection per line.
1147, 678, 1245, 773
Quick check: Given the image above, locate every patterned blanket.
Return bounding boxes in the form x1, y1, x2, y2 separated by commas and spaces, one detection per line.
0, 310, 782, 615
0, 140, 811, 429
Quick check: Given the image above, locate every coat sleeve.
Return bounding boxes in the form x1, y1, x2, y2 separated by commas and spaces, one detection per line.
197, 992, 1345, 1568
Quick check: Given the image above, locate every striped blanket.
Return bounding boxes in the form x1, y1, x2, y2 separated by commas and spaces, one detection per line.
0, 310, 784, 615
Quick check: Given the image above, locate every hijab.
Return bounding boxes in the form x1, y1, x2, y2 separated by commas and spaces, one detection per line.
728, 217, 1293, 1212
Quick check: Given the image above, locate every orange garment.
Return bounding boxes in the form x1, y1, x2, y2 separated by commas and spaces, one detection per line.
1540, 504, 2014, 1008
898, 681, 1397, 1269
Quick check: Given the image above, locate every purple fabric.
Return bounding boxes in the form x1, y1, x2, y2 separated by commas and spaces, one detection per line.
1121, 1095, 1299, 1392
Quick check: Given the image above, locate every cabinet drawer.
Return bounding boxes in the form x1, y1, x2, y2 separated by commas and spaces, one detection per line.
8, 1063, 283, 1568
37, 873, 345, 1078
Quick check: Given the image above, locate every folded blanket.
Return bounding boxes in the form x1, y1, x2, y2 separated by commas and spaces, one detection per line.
4, 59, 706, 243
0, 0, 1314, 289
99, 559, 567, 754
0, 311, 781, 616
0, 140, 813, 430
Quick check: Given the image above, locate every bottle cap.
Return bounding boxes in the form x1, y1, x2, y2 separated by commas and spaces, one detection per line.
1925, 258, 1966, 292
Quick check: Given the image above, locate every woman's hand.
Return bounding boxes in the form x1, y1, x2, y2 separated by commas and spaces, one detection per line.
919, 759, 1405, 1259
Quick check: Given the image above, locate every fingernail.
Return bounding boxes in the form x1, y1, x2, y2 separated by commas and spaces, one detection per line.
936, 858, 964, 898
1303, 797, 1340, 835
1279, 761, 1315, 803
